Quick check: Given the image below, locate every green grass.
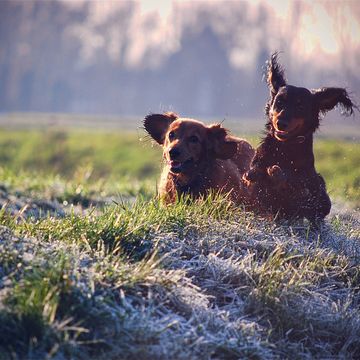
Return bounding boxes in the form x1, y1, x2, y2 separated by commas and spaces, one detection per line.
0, 128, 160, 180
0, 128, 359, 206
314, 140, 360, 205
0, 196, 359, 359
0, 126, 359, 359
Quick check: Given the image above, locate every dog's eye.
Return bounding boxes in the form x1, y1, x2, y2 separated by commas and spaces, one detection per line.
275, 98, 283, 107
296, 102, 303, 111
188, 135, 199, 143
168, 131, 175, 140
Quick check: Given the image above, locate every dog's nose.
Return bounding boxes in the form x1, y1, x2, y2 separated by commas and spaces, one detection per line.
169, 147, 181, 160
277, 119, 288, 131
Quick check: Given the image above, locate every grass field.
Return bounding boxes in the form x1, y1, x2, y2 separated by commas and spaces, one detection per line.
0, 128, 358, 206
0, 120, 359, 359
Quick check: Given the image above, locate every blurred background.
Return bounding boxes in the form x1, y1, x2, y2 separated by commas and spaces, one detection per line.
0, 0, 359, 122
0, 0, 359, 207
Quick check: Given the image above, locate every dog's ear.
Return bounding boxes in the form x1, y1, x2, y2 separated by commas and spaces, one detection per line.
266, 52, 287, 96
208, 124, 238, 160
144, 112, 178, 144
312, 87, 356, 116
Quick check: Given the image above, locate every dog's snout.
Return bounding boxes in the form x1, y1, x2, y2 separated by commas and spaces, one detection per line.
169, 147, 181, 160
277, 119, 288, 131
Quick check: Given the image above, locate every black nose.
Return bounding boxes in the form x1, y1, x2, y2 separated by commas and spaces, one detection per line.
277, 119, 288, 131
169, 147, 180, 160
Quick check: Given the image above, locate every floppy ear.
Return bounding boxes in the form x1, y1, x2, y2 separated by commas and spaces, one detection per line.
208, 124, 238, 160
312, 87, 356, 116
266, 52, 287, 97
143, 112, 178, 144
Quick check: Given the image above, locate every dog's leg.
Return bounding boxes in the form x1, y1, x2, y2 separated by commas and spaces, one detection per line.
242, 167, 267, 186
266, 165, 289, 190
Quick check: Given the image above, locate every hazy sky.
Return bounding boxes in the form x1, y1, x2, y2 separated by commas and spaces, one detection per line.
63, 0, 360, 74
3, 0, 359, 115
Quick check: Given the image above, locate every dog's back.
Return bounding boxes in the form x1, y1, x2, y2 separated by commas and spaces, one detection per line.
231, 139, 255, 175
144, 112, 254, 203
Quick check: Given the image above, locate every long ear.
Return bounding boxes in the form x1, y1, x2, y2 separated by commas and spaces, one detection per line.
208, 124, 238, 160
266, 52, 287, 97
143, 112, 178, 144
312, 87, 356, 116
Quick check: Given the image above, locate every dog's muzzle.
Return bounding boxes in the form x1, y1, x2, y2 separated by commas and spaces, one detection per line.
169, 158, 194, 173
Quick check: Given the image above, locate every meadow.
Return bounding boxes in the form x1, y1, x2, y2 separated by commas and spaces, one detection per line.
0, 126, 358, 206
0, 119, 359, 359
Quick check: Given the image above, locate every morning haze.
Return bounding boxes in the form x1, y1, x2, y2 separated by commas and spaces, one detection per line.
1, 0, 359, 122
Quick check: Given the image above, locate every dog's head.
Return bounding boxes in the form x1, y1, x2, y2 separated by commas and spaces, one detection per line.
265, 52, 356, 142
144, 112, 238, 175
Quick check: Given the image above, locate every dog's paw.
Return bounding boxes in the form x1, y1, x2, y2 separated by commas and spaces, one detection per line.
267, 165, 287, 186
242, 173, 251, 187
267, 165, 283, 177
242, 168, 261, 186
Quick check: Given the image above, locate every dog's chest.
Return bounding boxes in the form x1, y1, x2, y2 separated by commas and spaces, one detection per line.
270, 143, 311, 171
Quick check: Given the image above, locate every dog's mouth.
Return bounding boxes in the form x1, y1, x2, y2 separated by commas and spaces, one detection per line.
169, 158, 194, 173
273, 121, 304, 142
274, 130, 293, 141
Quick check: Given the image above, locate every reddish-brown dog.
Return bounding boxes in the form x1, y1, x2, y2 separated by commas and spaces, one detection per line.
243, 53, 357, 224
144, 112, 254, 203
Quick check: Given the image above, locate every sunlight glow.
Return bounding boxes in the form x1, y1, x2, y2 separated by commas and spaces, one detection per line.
299, 4, 339, 56
63, 0, 360, 72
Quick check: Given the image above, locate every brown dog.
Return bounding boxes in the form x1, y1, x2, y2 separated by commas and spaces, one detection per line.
243, 53, 357, 224
144, 112, 254, 203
